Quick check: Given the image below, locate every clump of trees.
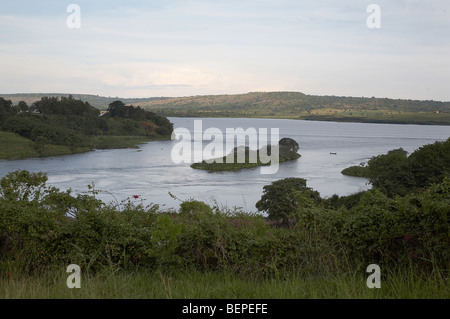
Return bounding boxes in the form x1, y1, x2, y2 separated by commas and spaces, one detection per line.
106, 100, 173, 136
0, 96, 174, 150
191, 138, 301, 172
341, 138, 450, 198
256, 177, 320, 224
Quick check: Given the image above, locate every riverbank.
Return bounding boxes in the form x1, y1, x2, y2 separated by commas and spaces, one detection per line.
160, 111, 450, 126
0, 131, 170, 160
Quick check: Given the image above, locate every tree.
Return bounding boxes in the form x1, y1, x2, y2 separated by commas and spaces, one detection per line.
408, 138, 450, 188
367, 148, 415, 197
107, 100, 127, 117
18, 101, 29, 112
256, 177, 320, 223
279, 137, 299, 153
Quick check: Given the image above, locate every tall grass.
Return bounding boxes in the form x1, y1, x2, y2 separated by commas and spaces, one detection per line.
1, 267, 447, 299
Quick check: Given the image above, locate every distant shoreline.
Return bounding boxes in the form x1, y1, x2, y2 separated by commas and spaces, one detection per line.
3, 92, 449, 126
166, 114, 450, 126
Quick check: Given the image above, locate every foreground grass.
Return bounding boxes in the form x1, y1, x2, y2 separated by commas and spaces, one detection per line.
1, 269, 447, 299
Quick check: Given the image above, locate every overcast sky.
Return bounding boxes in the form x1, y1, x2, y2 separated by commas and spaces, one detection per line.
1, 0, 449, 100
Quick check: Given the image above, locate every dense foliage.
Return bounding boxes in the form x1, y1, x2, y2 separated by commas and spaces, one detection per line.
342, 138, 450, 198
255, 177, 321, 223
0, 138, 448, 283
0, 96, 173, 152
1, 93, 168, 110
1, 169, 447, 278
191, 138, 301, 172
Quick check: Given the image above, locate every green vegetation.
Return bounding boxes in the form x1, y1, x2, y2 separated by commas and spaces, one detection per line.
4, 92, 450, 125
256, 178, 321, 224
0, 131, 90, 159
191, 138, 301, 172
341, 139, 450, 197
1, 138, 449, 299
341, 165, 370, 178
133, 91, 450, 126
0, 96, 173, 159
5, 92, 450, 125
1, 165, 448, 298
1, 268, 447, 299
0, 93, 168, 110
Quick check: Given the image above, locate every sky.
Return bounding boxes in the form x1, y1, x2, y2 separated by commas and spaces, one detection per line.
0, 0, 449, 101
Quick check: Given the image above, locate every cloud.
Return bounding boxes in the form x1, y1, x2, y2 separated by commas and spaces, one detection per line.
0, 1, 449, 100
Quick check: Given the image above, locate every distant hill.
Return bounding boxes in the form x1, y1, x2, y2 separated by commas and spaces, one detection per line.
2, 91, 450, 125
0, 93, 168, 110
131, 91, 450, 125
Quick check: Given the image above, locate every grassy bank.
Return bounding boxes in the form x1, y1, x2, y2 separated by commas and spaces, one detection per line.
0, 132, 91, 160
1, 268, 447, 299
0, 131, 169, 160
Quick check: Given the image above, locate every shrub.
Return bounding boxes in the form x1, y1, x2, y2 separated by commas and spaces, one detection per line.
256, 178, 321, 224
1, 170, 448, 279
339, 180, 450, 270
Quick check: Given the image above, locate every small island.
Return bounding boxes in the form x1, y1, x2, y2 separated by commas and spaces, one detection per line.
191, 137, 301, 172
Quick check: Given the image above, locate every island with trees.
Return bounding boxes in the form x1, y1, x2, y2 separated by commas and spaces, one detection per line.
190, 137, 301, 172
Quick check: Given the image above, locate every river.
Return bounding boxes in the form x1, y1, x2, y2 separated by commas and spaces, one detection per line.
0, 118, 449, 212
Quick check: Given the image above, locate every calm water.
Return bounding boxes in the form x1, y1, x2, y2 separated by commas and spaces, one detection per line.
1, 118, 449, 212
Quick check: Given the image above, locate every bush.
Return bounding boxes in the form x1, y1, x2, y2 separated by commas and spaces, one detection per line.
256, 178, 321, 224
339, 180, 450, 270
1, 170, 448, 278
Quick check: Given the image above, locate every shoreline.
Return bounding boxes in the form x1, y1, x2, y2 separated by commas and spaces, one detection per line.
0, 133, 171, 161
165, 114, 450, 126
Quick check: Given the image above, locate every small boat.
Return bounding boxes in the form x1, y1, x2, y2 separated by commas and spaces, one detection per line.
330, 152, 337, 155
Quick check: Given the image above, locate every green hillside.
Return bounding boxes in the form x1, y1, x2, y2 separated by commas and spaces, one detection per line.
2, 91, 450, 125
134, 92, 450, 125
